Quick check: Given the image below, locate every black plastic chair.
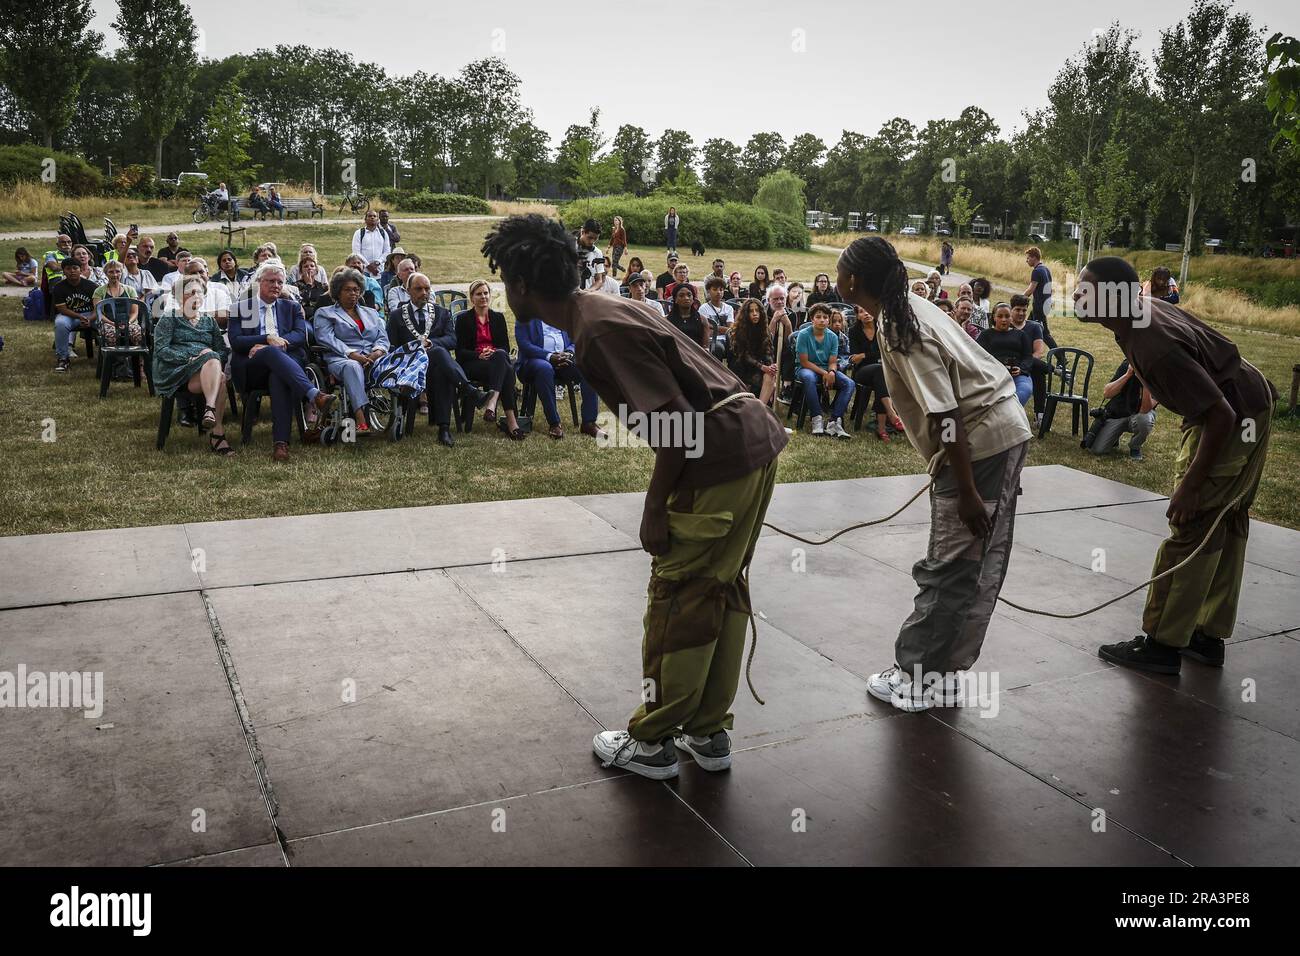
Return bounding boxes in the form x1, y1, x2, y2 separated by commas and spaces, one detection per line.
93, 298, 153, 399
434, 290, 468, 314
1039, 346, 1094, 438
520, 377, 579, 427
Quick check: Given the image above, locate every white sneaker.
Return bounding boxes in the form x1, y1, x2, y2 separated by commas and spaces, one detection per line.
592, 730, 679, 780
811, 415, 824, 436
831, 417, 852, 439
825, 418, 842, 439
866, 664, 935, 712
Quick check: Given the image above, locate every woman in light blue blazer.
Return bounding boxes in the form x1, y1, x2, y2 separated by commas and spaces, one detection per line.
312, 267, 390, 433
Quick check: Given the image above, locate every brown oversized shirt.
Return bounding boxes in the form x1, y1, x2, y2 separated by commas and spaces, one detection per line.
1112, 299, 1275, 428
568, 291, 788, 490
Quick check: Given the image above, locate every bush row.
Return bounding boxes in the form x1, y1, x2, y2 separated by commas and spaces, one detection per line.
558, 195, 809, 251
367, 187, 491, 215
0, 145, 104, 197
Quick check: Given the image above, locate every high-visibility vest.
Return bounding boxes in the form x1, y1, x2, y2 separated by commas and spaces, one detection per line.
42, 251, 68, 282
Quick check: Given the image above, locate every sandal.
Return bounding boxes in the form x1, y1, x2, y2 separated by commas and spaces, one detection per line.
483, 407, 497, 424
208, 433, 235, 456
548, 424, 564, 440
506, 427, 527, 441
889, 416, 905, 432
876, 429, 890, 442
199, 404, 217, 433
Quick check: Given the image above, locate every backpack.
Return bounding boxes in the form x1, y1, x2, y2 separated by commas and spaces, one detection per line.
23, 286, 46, 321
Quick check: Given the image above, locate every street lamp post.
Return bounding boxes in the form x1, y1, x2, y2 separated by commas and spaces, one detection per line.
1003, 209, 1009, 240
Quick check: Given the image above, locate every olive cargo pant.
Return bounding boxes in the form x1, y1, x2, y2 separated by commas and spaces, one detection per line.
1144, 405, 1272, 648
626, 459, 779, 742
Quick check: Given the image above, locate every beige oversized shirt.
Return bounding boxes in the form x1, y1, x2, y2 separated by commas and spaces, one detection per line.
881, 292, 1032, 474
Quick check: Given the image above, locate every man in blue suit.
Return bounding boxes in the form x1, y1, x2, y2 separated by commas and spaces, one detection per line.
515, 314, 602, 439
229, 260, 336, 462
386, 272, 488, 447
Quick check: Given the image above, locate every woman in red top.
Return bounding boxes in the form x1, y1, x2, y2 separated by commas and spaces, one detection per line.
453, 279, 525, 439
610, 216, 628, 278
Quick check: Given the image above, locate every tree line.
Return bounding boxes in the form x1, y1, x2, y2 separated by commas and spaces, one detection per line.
1, 0, 1297, 274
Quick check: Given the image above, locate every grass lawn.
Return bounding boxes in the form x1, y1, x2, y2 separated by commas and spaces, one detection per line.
2, 219, 1297, 537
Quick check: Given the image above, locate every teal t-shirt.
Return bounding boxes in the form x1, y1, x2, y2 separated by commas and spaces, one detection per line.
795, 324, 839, 371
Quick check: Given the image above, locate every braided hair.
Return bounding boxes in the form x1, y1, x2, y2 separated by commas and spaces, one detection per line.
839, 236, 920, 353
481, 214, 580, 299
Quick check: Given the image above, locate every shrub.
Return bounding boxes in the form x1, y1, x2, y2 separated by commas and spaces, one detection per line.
0, 144, 104, 197
558, 195, 809, 251
109, 164, 160, 199
372, 186, 414, 207
397, 191, 491, 215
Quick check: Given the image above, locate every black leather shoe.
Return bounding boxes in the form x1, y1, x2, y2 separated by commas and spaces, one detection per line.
178, 405, 197, 428
1182, 630, 1225, 667
437, 425, 454, 447
1098, 634, 1181, 675
459, 381, 490, 409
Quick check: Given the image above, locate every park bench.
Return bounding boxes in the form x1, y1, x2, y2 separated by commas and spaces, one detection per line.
245, 197, 325, 221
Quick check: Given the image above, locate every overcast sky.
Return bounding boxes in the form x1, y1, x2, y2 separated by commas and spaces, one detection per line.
90, 0, 1299, 151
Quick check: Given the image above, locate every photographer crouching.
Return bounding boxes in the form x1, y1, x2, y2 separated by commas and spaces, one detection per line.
1083, 360, 1158, 461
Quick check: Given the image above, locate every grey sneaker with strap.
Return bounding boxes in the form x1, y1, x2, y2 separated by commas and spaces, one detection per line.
674, 730, 732, 771
593, 730, 679, 780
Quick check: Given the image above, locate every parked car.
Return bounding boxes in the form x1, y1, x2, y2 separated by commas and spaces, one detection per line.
899, 226, 919, 236
1028, 232, 1047, 242
935, 227, 952, 237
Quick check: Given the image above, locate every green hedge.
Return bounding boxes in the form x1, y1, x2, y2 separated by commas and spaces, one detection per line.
0, 144, 104, 196
559, 195, 809, 251
397, 191, 491, 215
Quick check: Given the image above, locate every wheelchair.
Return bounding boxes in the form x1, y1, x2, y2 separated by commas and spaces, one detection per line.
304, 336, 418, 444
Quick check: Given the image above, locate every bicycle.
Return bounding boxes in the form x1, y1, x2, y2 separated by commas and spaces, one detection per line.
338, 189, 371, 215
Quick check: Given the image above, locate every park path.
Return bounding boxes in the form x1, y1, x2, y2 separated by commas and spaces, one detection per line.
0, 213, 502, 243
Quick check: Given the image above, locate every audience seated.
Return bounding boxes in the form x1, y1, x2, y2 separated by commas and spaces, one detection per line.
229, 260, 336, 461
152, 273, 234, 456
699, 277, 734, 361
794, 303, 854, 438
727, 298, 779, 407
515, 315, 602, 440
454, 279, 526, 439
121, 247, 157, 296
625, 273, 665, 314
1009, 293, 1050, 426
976, 302, 1034, 408
726, 270, 746, 302
386, 272, 488, 447
846, 305, 905, 442
663, 281, 713, 353
50, 257, 97, 372
313, 267, 390, 436
805, 272, 840, 307
749, 264, 771, 301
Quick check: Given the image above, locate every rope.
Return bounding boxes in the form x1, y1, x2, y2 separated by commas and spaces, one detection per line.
761, 480, 1249, 619
740, 564, 765, 706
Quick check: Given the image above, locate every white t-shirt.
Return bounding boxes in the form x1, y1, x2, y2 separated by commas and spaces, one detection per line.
579, 244, 605, 289
700, 300, 734, 329
881, 292, 1031, 474
204, 283, 232, 315
593, 275, 620, 295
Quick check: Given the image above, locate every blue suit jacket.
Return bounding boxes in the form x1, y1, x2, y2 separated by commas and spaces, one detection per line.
228, 296, 308, 392
515, 318, 574, 366
313, 302, 389, 359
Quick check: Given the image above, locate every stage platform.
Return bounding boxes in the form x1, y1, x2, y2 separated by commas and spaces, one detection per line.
1, 465, 1296, 867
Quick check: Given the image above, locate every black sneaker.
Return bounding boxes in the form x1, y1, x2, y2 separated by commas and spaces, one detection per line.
1098, 634, 1181, 675
1182, 630, 1225, 667
53, 358, 70, 373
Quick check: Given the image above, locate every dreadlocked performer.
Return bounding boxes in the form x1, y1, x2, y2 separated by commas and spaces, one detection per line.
836, 237, 1033, 712
483, 215, 788, 779
1074, 258, 1277, 675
